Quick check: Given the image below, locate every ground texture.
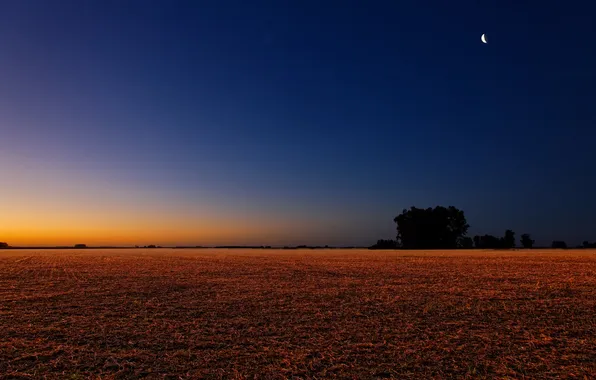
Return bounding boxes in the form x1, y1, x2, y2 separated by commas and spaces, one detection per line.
1, 249, 595, 379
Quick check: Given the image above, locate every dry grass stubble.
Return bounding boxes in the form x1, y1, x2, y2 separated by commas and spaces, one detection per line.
1, 249, 595, 378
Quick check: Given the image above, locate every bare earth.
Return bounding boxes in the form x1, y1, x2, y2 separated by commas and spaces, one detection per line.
1, 249, 595, 379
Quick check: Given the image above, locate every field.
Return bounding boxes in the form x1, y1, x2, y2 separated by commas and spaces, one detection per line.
1, 249, 595, 379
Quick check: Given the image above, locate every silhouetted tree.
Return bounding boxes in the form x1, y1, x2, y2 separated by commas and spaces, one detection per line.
474, 231, 516, 249
460, 237, 474, 249
74, 244, 87, 248
520, 234, 535, 248
0, 242, 8, 249
503, 230, 516, 249
369, 239, 399, 250
147, 245, 157, 248
473, 234, 502, 248
394, 206, 469, 249
473, 235, 481, 248
551, 241, 567, 249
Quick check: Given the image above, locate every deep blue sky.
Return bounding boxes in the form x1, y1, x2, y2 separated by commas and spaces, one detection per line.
1, 0, 595, 246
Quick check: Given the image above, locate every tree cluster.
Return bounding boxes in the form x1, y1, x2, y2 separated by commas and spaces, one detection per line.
393, 206, 469, 249
521, 234, 535, 248
0, 242, 8, 249
551, 241, 568, 249
473, 230, 516, 249
368, 205, 575, 250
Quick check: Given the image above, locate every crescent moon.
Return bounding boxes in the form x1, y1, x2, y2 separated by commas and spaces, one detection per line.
481, 34, 487, 44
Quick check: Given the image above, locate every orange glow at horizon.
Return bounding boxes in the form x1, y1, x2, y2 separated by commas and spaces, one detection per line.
0, 154, 312, 246
2, 204, 309, 247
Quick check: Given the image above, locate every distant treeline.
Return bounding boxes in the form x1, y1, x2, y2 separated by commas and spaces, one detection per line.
0, 243, 362, 250
369, 205, 596, 250
0, 244, 130, 249
174, 245, 359, 249
3, 206, 596, 251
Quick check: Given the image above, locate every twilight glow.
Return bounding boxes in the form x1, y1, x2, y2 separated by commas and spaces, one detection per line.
1, 0, 595, 246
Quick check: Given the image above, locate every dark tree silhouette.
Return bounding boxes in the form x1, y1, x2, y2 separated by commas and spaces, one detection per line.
474, 230, 516, 249
503, 230, 516, 249
551, 241, 568, 249
369, 239, 398, 250
74, 244, 87, 248
394, 206, 469, 249
0, 242, 8, 249
460, 237, 474, 249
582, 241, 596, 248
521, 234, 535, 248
473, 234, 502, 248
473, 235, 481, 248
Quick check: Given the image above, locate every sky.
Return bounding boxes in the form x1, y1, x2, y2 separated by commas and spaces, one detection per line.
1, 0, 595, 247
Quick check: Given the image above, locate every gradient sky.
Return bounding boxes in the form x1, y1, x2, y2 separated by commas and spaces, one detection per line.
1, 0, 595, 247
